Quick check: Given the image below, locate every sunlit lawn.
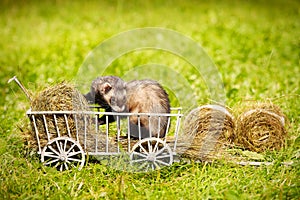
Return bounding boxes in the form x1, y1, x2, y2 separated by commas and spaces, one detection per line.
1, 0, 299, 199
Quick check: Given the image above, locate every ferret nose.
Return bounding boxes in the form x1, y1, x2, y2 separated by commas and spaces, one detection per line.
112, 105, 125, 112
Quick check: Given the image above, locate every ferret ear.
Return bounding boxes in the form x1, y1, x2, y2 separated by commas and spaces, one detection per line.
100, 82, 112, 94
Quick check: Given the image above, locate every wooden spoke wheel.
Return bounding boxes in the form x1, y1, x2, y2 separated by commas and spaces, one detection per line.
41, 137, 85, 171
130, 138, 173, 172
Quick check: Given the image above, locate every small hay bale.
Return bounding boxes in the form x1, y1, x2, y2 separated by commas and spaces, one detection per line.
31, 82, 89, 111
235, 102, 288, 153
181, 105, 235, 160
29, 82, 92, 149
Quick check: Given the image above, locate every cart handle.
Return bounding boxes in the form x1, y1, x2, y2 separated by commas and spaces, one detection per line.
8, 76, 32, 102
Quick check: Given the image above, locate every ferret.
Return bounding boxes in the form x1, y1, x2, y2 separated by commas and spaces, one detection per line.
84, 76, 127, 124
84, 76, 171, 138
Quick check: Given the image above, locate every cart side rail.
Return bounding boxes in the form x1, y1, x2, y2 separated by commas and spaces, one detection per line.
26, 108, 183, 155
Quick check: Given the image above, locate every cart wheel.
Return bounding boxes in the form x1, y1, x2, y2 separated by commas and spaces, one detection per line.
41, 137, 85, 171
130, 138, 173, 172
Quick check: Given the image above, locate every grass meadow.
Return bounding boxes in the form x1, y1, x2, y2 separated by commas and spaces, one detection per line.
1, 0, 299, 199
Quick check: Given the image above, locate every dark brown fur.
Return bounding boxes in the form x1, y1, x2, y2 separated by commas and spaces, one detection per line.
84, 76, 126, 124
85, 76, 170, 138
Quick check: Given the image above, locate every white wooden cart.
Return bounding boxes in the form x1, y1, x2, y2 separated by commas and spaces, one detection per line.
27, 108, 182, 172
9, 76, 183, 172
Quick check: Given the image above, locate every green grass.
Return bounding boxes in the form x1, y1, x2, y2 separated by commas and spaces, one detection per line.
1, 0, 299, 199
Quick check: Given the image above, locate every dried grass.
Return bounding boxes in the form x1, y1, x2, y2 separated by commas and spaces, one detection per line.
234, 102, 288, 153
28, 82, 93, 149
181, 105, 235, 160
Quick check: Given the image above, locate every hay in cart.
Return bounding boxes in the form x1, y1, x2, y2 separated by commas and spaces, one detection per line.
234, 102, 288, 153
181, 105, 235, 160
28, 82, 95, 149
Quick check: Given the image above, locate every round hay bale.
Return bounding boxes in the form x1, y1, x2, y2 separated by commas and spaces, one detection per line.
182, 105, 235, 160
31, 81, 89, 111
235, 102, 287, 153
29, 82, 92, 149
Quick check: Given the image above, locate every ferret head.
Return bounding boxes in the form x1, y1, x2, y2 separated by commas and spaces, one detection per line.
85, 76, 127, 112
